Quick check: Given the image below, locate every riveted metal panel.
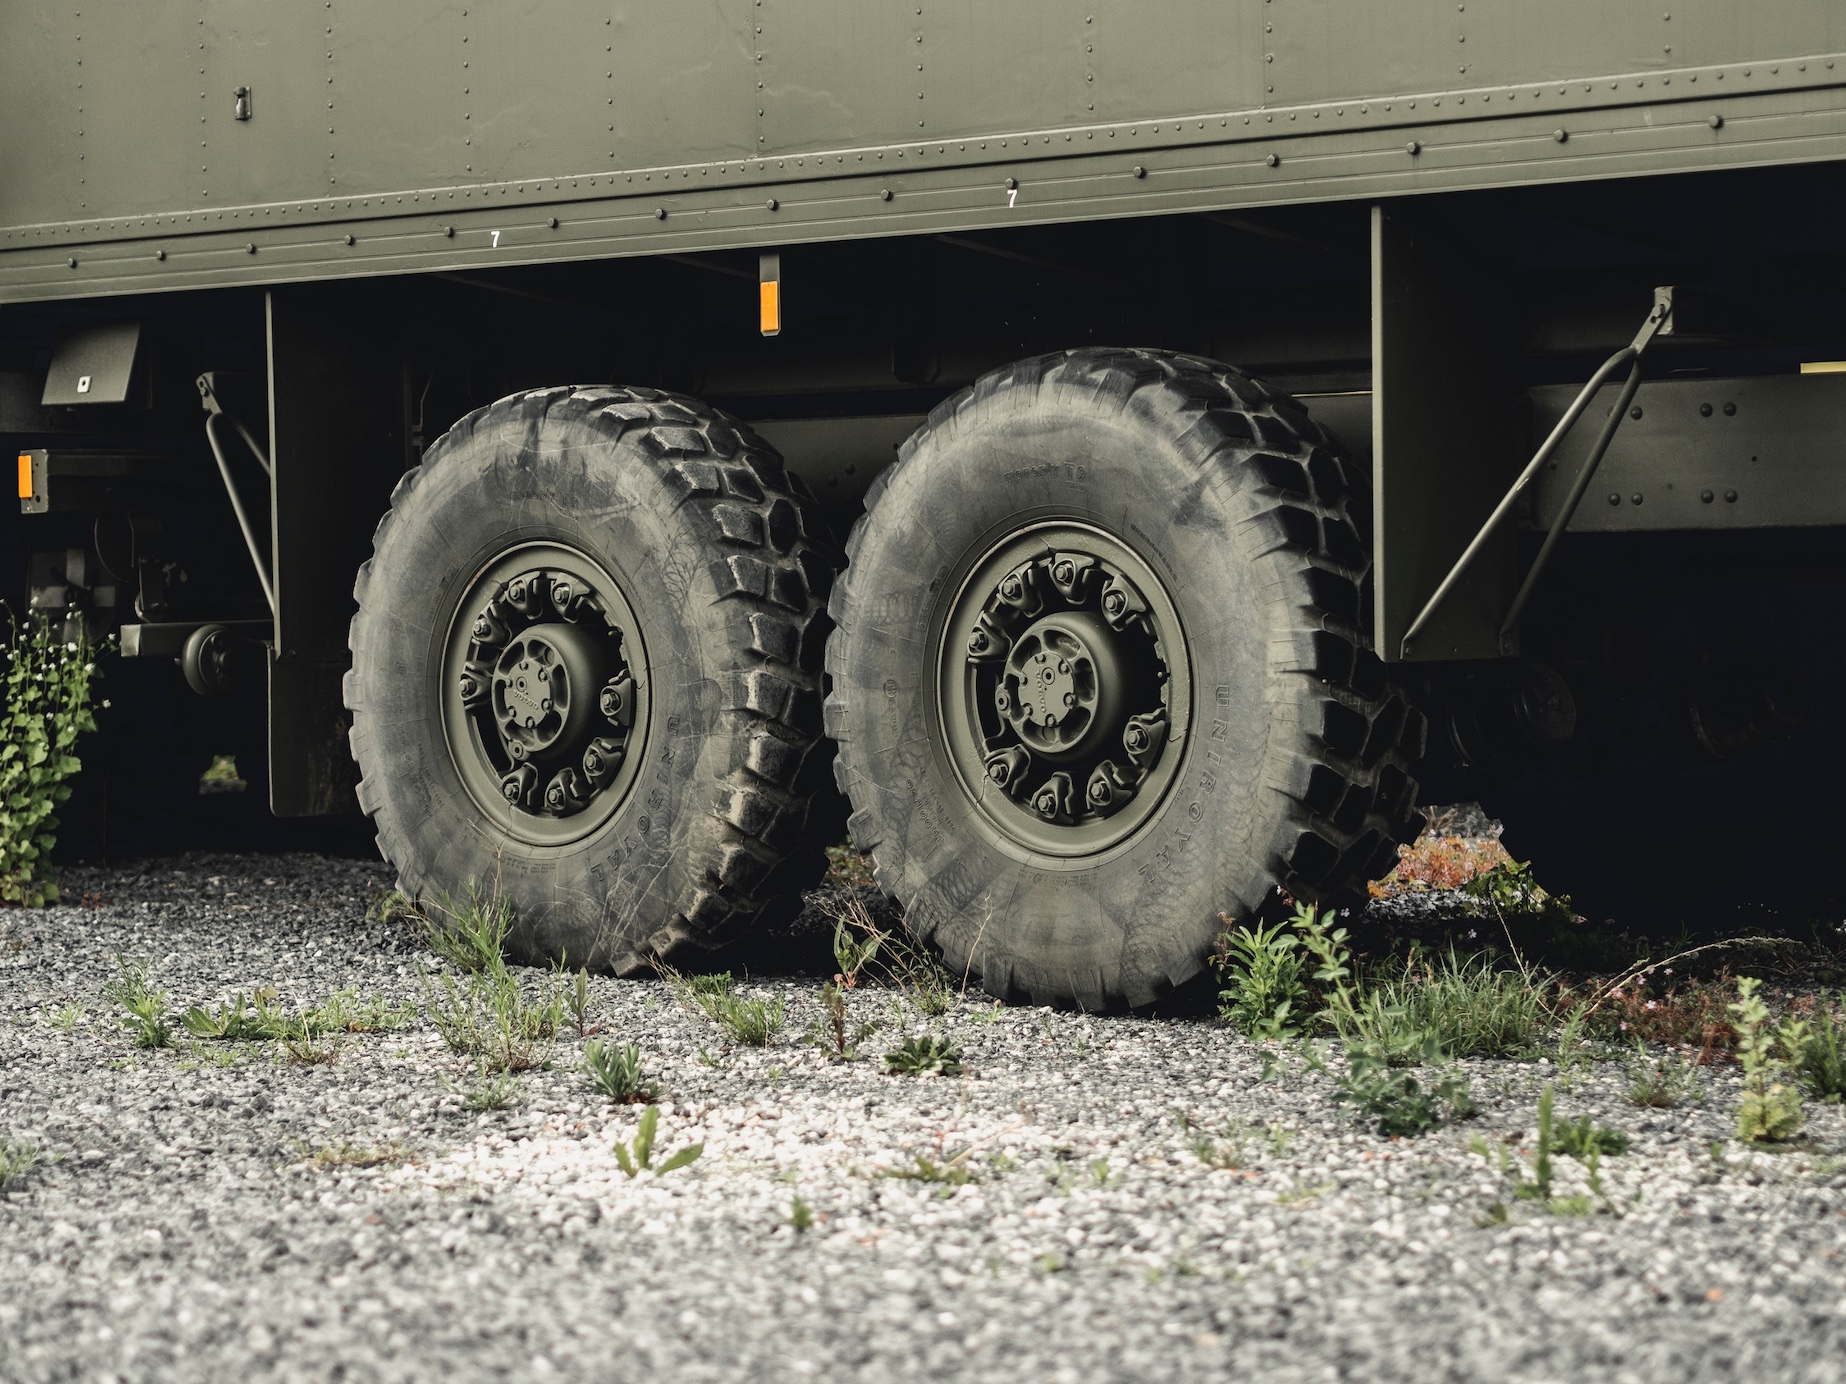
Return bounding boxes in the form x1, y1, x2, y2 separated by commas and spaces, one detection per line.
7, 3, 1846, 301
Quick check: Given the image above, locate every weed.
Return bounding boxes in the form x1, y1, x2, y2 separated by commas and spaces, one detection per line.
563, 966, 595, 1038
1180, 1113, 1249, 1170
1089, 1159, 1112, 1187
1625, 1044, 1706, 1109
1037, 1254, 1064, 1273
663, 969, 787, 1047
0, 613, 100, 906
103, 957, 173, 1049
1327, 1036, 1474, 1137
880, 1151, 977, 1185
788, 1194, 815, 1232
1268, 1122, 1296, 1157
815, 895, 956, 1017
0, 1139, 39, 1189
367, 888, 421, 925
181, 993, 268, 1040
1214, 913, 1306, 1038
612, 1105, 703, 1178
423, 882, 514, 974
1360, 947, 1547, 1060
824, 841, 877, 889
1276, 1181, 1335, 1207
1778, 996, 1846, 1102
1733, 977, 1804, 1142
805, 980, 879, 1061
45, 1003, 84, 1031
1552, 1114, 1630, 1160
583, 1039, 656, 1103
695, 1044, 723, 1068
1459, 859, 1574, 928
425, 965, 564, 1073
884, 1035, 964, 1077
970, 1001, 1004, 1025
463, 1070, 523, 1112
281, 1029, 346, 1065
298, 1139, 409, 1170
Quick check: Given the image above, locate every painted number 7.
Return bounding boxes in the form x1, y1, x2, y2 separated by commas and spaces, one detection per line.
490, 230, 502, 247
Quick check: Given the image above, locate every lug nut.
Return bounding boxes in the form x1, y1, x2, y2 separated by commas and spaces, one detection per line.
988, 761, 1010, 785
1053, 560, 1075, 585
1033, 787, 1060, 818
1125, 725, 1147, 752
1103, 589, 1126, 617
1063, 692, 1075, 707
600, 684, 624, 718
1000, 575, 1022, 601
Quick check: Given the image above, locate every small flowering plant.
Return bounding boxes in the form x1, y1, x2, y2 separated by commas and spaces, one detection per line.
0, 611, 100, 906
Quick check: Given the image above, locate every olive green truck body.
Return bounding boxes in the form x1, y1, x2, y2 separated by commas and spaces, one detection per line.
4, 3, 1844, 988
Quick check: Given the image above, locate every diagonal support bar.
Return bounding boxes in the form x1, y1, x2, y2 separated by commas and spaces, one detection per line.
1398, 288, 1674, 659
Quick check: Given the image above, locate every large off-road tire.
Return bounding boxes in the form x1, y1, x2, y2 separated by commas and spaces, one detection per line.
346, 385, 840, 972
824, 348, 1425, 1008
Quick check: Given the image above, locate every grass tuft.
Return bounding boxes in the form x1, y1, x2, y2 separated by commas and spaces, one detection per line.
0, 1139, 39, 1189
662, 969, 787, 1047
583, 1039, 656, 1103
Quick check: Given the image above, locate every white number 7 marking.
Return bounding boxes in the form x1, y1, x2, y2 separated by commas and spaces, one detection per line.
490, 230, 502, 247
1007, 188, 1018, 208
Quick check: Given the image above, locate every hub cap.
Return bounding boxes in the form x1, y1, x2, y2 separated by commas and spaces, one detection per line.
442, 544, 648, 845
940, 523, 1191, 857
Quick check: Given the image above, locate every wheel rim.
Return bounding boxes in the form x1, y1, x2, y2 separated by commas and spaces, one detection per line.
937, 521, 1192, 857
441, 542, 649, 846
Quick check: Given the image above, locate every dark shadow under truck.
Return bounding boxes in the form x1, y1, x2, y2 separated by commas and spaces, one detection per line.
4, 3, 1845, 1004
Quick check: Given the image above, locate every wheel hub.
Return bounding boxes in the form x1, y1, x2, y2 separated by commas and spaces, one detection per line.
944, 526, 1188, 854
450, 563, 639, 824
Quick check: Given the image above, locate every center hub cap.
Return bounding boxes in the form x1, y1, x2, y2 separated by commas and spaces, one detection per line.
446, 556, 645, 836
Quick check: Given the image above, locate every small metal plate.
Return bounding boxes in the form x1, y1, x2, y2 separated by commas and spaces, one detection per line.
41, 321, 141, 405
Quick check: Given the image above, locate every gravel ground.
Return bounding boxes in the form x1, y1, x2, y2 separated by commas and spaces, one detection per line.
3, 853, 1845, 1383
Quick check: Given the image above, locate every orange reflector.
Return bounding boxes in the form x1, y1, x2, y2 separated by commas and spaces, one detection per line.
16, 454, 31, 501
759, 252, 781, 337
1800, 361, 1846, 374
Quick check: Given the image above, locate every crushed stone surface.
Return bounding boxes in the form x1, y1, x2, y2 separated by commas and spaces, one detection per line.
1, 853, 1844, 1382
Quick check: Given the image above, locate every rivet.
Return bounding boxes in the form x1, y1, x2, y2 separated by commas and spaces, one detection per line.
1264, 152, 1280, 167
1631, 493, 1643, 505
343, 233, 355, 246
1405, 140, 1421, 155
1724, 489, 1737, 502
1131, 164, 1146, 178
1608, 493, 1621, 505
880, 187, 893, 200
67, 256, 78, 268
1553, 128, 1568, 142
1629, 406, 1643, 419
655, 207, 667, 219
443, 224, 455, 237
766, 197, 778, 210
1700, 489, 1714, 503
1699, 402, 1712, 416
1709, 113, 1724, 128
1723, 401, 1736, 415
547, 216, 559, 228
1005, 176, 1018, 190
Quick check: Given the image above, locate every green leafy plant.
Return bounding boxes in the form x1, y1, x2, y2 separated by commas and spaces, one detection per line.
45, 1003, 84, 1032
665, 970, 788, 1047
425, 964, 564, 1073
612, 1105, 703, 1178
583, 1039, 656, 1103
0, 1138, 39, 1189
788, 1194, 815, 1231
103, 957, 173, 1050
0, 613, 99, 906
1625, 1043, 1706, 1109
463, 1070, 523, 1112
884, 1035, 964, 1077
805, 980, 880, 1061
563, 965, 595, 1038
1460, 858, 1573, 927
817, 895, 956, 1017
1329, 1035, 1473, 1136
1552, 1114, 1630, 1160
879, 1150, 978, 1185
1778, 997, 1846, 1102
1360, 946, 1548, 1060
832, 914, 882, 988
1732, 977, 1804, 1142
1214, 913, 1305, 1038
423, 882, 515, 974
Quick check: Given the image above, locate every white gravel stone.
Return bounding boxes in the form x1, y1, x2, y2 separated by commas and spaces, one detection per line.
1, 852, 1844, 1381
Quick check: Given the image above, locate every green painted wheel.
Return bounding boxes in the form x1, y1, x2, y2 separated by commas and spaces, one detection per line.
440, 543, 649, 848
938, 522, 1192, 858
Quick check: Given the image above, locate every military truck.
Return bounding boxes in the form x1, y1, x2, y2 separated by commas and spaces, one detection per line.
5, 4, 1844, 1006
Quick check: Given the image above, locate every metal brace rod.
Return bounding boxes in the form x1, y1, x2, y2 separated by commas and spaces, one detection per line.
198, 376, 277, 617
1398, 288, 1674, 658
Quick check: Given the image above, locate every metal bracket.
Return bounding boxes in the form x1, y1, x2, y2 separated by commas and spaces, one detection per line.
197, 372, 277, 617
1398, 287, 1675, 658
